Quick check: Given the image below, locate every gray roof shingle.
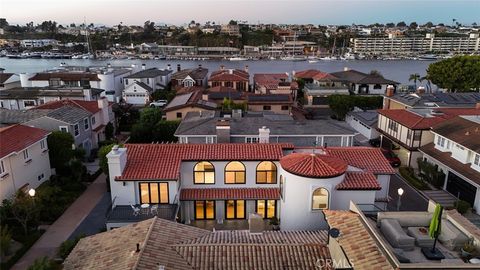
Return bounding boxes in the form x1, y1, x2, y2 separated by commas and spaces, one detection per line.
124, 68, 172, 79
46, 105, 92, 124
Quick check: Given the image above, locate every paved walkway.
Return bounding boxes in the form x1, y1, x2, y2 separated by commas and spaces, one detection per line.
12, 174, 107, 270
423, 190, 457, 208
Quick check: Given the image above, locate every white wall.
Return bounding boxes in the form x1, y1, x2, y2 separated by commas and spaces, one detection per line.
346, 114, 379, 140
122, 83, 151, 105
0, 138, 51, 201
333, 190, 376, 210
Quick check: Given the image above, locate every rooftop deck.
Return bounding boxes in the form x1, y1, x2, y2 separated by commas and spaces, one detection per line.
189, 219, 273, 231
106, 204, 177, 223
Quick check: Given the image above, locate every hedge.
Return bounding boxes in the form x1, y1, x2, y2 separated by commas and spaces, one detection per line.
399, 167, 430, 190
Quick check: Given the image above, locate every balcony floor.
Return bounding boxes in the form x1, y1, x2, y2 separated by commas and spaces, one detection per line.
107, 204, 177, 223
188, 219, 273, 231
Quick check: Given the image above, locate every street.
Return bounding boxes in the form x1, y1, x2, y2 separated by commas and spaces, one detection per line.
388, 173, 429, 211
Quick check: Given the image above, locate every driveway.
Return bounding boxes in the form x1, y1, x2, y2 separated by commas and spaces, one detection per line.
387, 174, 429, 211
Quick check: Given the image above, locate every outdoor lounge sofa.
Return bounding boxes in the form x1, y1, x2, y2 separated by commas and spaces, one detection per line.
380, 219, 416, 250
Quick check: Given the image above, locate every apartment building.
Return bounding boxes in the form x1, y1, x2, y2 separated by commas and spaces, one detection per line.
420, 116, 480, 212
0, 125, 51, 201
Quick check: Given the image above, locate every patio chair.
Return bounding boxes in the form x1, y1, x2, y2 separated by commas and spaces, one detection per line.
131, 204, 140, 216
151, 204, 158, 215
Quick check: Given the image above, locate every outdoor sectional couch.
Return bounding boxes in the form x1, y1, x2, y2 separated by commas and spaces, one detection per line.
377, 212, 469, 251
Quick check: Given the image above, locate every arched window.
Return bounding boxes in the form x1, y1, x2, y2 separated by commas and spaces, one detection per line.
312, 188, 329, 210
256, 161, 277, 184
194, 161, 215, 184
225, 161, 246, 184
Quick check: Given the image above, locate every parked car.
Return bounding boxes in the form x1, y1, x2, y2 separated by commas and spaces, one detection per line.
369, 137, 381, 147
381, 148, 401, 167
150, 100, 168, 107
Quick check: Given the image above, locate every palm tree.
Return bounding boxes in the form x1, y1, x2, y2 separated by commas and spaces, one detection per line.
409, 73, 421, 90
419, 75, 432, 93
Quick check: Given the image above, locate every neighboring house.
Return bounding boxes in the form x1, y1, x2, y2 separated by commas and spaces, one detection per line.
208, 67, 249, 91
171, 65, 209, 90
163, 91, 217, 120
34, 98, 115, 147
420, 116, 480, 212
346, 109, 380, 140
123, 67, 172, 92
105, 143, 394, 230
122, 81, 154, 106
377, 108, 480, 168
330, 69, 398, 95
0, 87, 103, 110
293, 69, 326, 83
175, 110, 357, 146
0, 125, 51, 201
24, 72, 102, 88
303, 72, 350, 107
383, 91, 480, 110
254, 73, 298, 96
0, 72, 21, 90
23, 106, 94, 155
247, 94, 293, 114
220, 24, 241, 36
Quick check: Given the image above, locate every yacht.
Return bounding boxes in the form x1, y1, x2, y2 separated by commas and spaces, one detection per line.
229, 56, 248, 61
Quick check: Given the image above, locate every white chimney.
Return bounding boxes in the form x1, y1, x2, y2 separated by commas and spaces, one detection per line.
107, 146, 127, 181
141, 64, 146, 70
344, 67, 350, 71
258, 126, 270, 143
229, 69, 233, 75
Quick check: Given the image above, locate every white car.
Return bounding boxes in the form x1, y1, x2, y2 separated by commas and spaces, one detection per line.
150, 100, 168, 107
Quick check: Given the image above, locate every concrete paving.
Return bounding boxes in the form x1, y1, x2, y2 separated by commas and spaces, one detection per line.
11, 174, 107, 270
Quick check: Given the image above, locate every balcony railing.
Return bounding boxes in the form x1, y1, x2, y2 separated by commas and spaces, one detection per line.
106, 204, 177, 224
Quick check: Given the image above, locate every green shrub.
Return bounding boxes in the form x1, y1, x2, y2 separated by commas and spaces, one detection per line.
27, 256, 54, 270
0, 230, 44, 270
417, 158, 446, 189
0, 225, 12, 257
57, 234, 85, 260
399, 167, 430, 190
327, 95, 383, 120
454, 200, 471, 214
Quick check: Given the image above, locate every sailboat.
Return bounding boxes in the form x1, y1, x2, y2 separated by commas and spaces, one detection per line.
80, 18, 94, 59
280, 32, 305, 61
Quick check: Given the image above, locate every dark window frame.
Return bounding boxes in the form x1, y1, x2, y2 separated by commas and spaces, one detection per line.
138, 182, 169, 204
194, 200, 216, 220
224, 161, 246, 184
193, 161, 216, 185
255, 199, 277, 219
256, 161, 277, 184
225, 199, 246, 219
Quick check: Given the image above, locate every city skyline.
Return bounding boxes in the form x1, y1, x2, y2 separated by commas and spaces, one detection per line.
1, 0, 479, 26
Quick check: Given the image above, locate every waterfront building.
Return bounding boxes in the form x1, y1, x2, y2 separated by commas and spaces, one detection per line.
0, 125, 51, 201
197, 47, 241, 56
175, 110, 356, 146
330, 68, 398, 95
220, 24, 241, 37
351, 33, 480, 55
20, 39, 58, 48
104, 143, 393, 230
208, 66, 249, 91
157, 45, 197, 56
253, 73, 298, 96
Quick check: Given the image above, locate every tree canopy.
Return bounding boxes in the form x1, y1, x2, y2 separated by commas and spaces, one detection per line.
426, 55, 480, 92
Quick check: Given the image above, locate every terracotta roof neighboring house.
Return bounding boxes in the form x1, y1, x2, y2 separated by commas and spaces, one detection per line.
280, 153, 348, 178
431, 116, 480, 152
324, 210, 394, 270
29, 72, 101, 81
325, 147, 396, 174
377, 108, 480, 130
0, 73, 15, 84
116, 143, 294, 181
0, 124, 50, 158
209, 69, 249, 82
124, 68, 172, 79
336, 171, 382, 190
180, 187, 280, 200
65, 217, 331, 270
35, 98, 111, 114
176, 86, 204, 94
294, 69, 327, 80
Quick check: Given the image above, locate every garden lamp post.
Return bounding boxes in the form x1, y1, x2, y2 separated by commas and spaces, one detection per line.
397, 188, 404, 211
28, 188, 36, 206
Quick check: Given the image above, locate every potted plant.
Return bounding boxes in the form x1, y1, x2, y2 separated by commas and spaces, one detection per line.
461, 238, 476, 257
269, 217, 280, 231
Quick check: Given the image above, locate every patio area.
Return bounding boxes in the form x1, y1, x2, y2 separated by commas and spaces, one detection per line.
189, 219, 273, 231
106, 204, 177, 223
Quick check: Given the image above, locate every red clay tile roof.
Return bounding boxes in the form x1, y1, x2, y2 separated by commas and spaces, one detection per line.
325, 147, 396, 175
209, 69, 249, 82
377, 108, 480, 129
29, 72, 101, 81
0, 124, 50, 158
294, 69, 327, 79
324, 210, 394, 270
35, 99, 104, 114
180, 188, 280, 200
336, 171, 381, 190
280, 153, 348, 178
117, 143, 294, 181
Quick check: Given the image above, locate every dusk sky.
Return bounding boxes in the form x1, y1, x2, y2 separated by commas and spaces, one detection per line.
1, 0, 479, 26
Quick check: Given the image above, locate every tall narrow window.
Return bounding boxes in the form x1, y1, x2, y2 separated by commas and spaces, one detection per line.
194, 161, 215, 184
74, 124, 80, 136
225, 200, 245, 219
256, 200, 276, 218
23, 149, 29, 160
40, 140, 46, 150
195, 200, 215, 220
256, 161, 277, 184
84, 118, 89, 130
225, 161, 246, 184
0, 160, 5, 175
139, 182, 169, 204
312, 188, 329, 210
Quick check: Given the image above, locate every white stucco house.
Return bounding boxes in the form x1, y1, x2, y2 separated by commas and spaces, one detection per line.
346, 109, 380, 140
0, 125, 52, 201
105, 143, 394, 230
122, 81, 153, 106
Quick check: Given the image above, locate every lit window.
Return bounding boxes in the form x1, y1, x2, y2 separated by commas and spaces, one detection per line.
195, 200, 215, 220
139, 182, 169, 204
225, 200, 245, 219
256, 200, 276, 218
312, 188, 329, 210
225, 161, 245, 184
194, 161, 215, 184
256, 161, 277, 184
